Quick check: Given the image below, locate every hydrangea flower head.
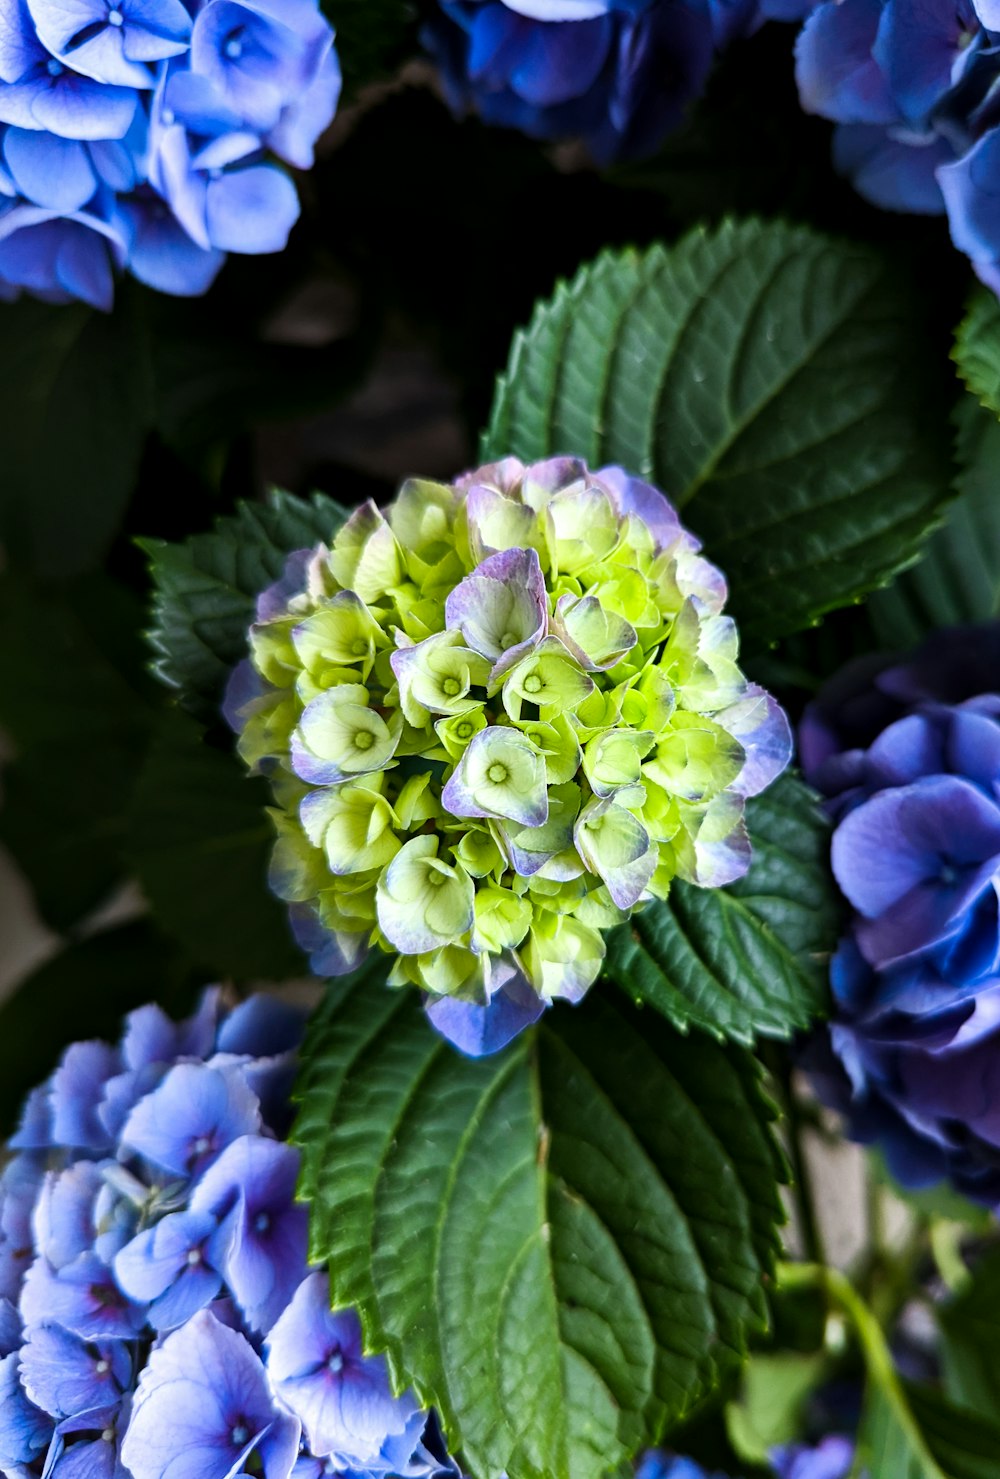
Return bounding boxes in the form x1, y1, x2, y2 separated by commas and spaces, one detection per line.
0, 0, 340, 306
800, 622, 1000, 1203
0, 990, 457, 1479
782, 0, 1000, 292
421, 0, 758, 166
226, 457, 791, 1054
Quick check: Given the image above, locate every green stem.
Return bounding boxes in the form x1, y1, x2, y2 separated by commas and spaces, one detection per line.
777, 1262, 946, 1478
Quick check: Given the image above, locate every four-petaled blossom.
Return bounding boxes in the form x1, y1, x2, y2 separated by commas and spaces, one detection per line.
0, 0, 340, 304
227, 456, 791, 1056
784, 0, 1000, 295
0, 990, 452, 1479
421, 0, 755, 165
800, 622, 1000, 1203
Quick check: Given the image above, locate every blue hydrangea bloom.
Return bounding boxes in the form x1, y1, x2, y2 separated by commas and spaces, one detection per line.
800, 623, 1000, 1202
771, 1437, 854, 1479
778, 0, 1000, 293
421, 0, 757, 165
0, 0, 341, 307
0, 990, 461, 1479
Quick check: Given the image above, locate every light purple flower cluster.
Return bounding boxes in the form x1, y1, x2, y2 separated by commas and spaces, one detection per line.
789, 0, 1000, 293
0, 990, 456, 1479
421, 0, 760, 166
800, 623, 1000, 1204
0, 0, 340, 308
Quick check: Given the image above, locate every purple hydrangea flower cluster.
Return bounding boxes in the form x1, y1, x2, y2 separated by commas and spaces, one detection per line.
800, 623, 1000, 1204
0, 0, 340, 308
0, 989, 457, 1479
771, 1436, 854, 1479
421, 0, 760, 166
790, 0, 1000, 293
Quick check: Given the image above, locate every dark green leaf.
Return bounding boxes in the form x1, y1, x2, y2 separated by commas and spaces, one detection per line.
0, 296, 153, 576
953, 287, 1000, 417
938, 1247, 1000, 1424
294, 977, 785, 1479
855, 1381, 945, 1479
604, 774, 835, 1045
0, 921, 198, 1136
0, 575, 151, 932
870, 395, 1000, 648
905, 1383, 1000, 1479
482, 220, 952, 647
127, 710, 304, 979
144, 488, 348, 721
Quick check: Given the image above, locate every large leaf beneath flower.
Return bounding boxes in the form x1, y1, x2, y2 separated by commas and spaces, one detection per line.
295, 976, 785, 1479
143, 489, 348, 722
604, 774, 835, 1045
905, 1384, 1000, 1479
482, 219, 951, 647
953, 286, 1000, 417
870, 396, 1000, 648
127, 710, 304, 979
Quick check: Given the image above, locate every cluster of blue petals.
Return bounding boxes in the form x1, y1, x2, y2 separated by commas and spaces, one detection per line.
421, 0, 762, 166
636, 1438, 853, 1479
0, 0, 340, 308
800, 623, 1000, 1204
0, 989, 458, 1479
788, 0, 1000, 293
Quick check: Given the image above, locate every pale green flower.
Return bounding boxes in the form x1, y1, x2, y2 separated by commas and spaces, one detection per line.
229, 458, 792, 1053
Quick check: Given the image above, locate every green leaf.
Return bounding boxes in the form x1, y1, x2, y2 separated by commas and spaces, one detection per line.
144, 488, 348, 721
725, 1350, 827, 1465
938, 1246, 1000, 1424
127, 710, 304, 979
295, 977, 786, 1479
0, 296, 153, 576
953, 286, 1000, 417
0, 920, 198, 1136
870, 394, 1000, 648
856, 1382, 947, 1479
0, 575, 152, 932
604, 774, 835, 1045
904, 1384, 1000, 1479
482, 219, 952, 647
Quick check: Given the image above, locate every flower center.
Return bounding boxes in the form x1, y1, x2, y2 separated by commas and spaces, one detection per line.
254, 1212, 271, 1234
426, 869, 447, 888
224, 31, 243, 57
187, 1247, 203, 1265
487, 762, 509, 785
523, 674, 543, 695
327, 1348, 344, 1374
193, 1135, 212, 1156
231, 1423, 250, 1447
46, 58, 63, 75
442, 676, 461, 697
107, 7, 123, 24
95, 1359, 110, 1375
500, 630, 519, 649
351, 638, 368, 656
102, 1428, 115, 1444
456, 722, 473, 740
353, 730, 374, 751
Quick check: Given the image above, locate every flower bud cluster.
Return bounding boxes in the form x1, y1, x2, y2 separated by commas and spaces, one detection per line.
0, 989, 456, 1479
228, 457, 791, 1054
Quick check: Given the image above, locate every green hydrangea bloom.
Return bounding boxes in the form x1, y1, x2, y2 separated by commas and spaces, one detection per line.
229, 457, 791, 1053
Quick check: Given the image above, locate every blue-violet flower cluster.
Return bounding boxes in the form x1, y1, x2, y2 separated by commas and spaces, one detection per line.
635, 1438, 854, 1479
0, 988, 457, 1479
0, 0, 340, 307
225, 457, 791, 1057
789, 0, 1000, 293
801, 623, 1000, 1204
421, 0, 761, 166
